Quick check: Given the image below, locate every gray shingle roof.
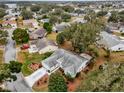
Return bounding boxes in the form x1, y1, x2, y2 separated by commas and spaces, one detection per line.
98, 31, 120, 49
36, 38, 56, 50
42, 49, 92, 77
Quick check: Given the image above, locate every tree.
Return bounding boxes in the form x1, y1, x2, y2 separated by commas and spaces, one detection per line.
74, 9, 84, 15
49, 15, 61, 25
61, 13, 71, 22
56, 32, 66, 45
48, 72, 67, 92
30, 5, 41, 12
0, 64, 16, 83
52, 8, 64, 16
76, 62, 124, 92
56, 21, 103, 53
0, 8, 6, 19
12, 28, 29, 44
97, 11, 108, 17
108, 11, 119, 23
0, 30, 8, 46
43, 23, 52, 34
21, 10, 33, 20
9, 61, 22, 73
62, 5, 74, 13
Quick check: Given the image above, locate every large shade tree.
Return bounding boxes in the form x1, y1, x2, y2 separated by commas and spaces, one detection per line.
21, 10, 33, 20
12, 28, 29, 44
77, 62, 124, 92
48, 72, 67, 92
56, 18, 105, 53
43, 22, 52, 34
0, 61, 22, 83
30, 5, 41, 12
0, 30, 8, 46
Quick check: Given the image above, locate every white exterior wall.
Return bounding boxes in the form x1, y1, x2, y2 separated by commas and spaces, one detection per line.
39, 45, 58, 54
111, 44, 124, 51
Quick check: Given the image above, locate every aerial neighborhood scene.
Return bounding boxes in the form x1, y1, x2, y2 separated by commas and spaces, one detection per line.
0, 0, 124, 92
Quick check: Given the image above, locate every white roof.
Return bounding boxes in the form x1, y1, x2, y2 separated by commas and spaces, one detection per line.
42, 49, 92, 77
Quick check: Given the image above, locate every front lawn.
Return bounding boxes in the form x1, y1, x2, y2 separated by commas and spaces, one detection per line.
21, 51, 53, 76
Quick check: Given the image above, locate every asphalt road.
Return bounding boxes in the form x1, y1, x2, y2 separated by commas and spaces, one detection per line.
4, 28, 32, 92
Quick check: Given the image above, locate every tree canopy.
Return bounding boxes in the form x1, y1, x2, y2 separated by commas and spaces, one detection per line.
48, 72, 67, 92
0, 61, 22, 83
61, 13, 71, 22
30, 5, 41, 12
0, 30, 8, 46
0, 8, 6, 19
12, 28, 29, 44
77, 62, 124, 92
56, 19, 104, 53
43, 22, 52, 34
62, 5, 74, 13
97, 11, 108, 17
21, 10, 33, 20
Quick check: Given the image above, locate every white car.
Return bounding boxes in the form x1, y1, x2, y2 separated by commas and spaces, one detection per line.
28, 45, 38, 53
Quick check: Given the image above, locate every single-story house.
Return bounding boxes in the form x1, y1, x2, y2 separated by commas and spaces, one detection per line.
23, 19, 39, 29
36, 38, 58, 54
42, 49, 92, 78
97, 31, 124, 51
29, 28, 46, 40
0, 20, 17, 28
52, 22, 70, 32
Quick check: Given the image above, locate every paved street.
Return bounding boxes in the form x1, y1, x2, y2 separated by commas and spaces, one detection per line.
4, 29, 32, 92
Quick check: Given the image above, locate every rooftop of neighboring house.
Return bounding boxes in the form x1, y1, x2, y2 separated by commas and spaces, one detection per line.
0, 20, 17, 25
98, 31, 124, 49
30, 38, 57, 51
53, 22, 70, 32
42, 49, 92, 77
23, 19, 38, 24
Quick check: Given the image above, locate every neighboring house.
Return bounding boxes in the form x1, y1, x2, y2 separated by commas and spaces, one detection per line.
23, 19, 39, 29
40, 19, 49, 23
72, 18, 87, 24
1, 20, 17, 28
42, 49, 92, 78
97, 31, 124, 51
29, 28, 46, 40
52, 22, 70, 32
36, 38, 58, 54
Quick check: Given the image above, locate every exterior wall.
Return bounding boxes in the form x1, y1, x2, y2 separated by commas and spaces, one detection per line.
39, 45, 58, 54
111, 44, 124, 51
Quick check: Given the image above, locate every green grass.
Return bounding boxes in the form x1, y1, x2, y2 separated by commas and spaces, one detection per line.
21, 52, 53, 76
0, 50, 3, 64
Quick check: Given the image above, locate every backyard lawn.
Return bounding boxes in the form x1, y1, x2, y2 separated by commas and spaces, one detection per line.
46, 32, 58, 42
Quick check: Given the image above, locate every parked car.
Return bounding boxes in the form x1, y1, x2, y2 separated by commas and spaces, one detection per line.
21, 44, 30, 50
